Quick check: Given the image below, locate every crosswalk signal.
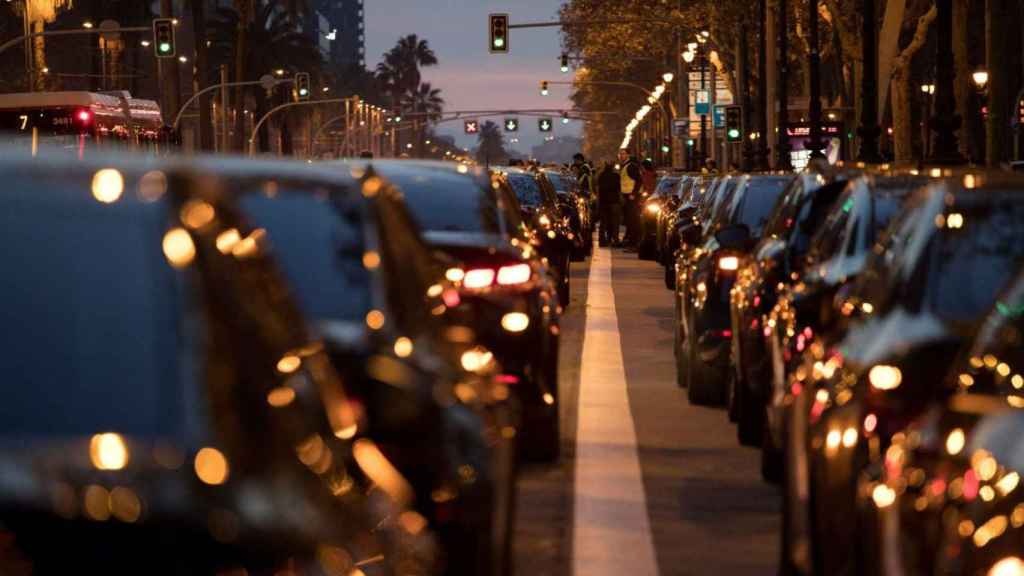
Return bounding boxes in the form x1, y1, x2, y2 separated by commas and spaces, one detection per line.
464, 120, 480, 134
152, 18, 176, 58
538, 118, 553, 133
725, 105, 742, 142
489, 14, 509, 53
504, 118, 519, 132
540, 81, 549, 96
295, 73, 310, 101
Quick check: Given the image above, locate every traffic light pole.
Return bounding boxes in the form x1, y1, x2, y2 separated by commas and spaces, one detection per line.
173, 79, 291, 130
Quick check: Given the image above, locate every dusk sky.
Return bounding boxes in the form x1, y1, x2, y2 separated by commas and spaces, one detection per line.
363, 0, 581, 154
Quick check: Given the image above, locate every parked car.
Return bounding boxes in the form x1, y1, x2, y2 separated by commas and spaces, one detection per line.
541, 168, 592, 260
858, 267, 1024, 575
638, 174, 682, 260
676, 174, 792, 405
352, 160, 563, 463
660, 175, 705, 289
781, 174, 1024, 576
194, 157, 517, 576
728, 163, 856, 450
756, 173, 925, 473
496, 167, 573, 307
0, 152, 432, 575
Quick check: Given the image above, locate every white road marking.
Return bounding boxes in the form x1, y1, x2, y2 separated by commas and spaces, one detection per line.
573, 247, 659, 576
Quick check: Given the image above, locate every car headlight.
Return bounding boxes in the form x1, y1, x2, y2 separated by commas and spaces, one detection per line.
718, 255, 739, 271
646, 203, 661, 214
538, 214, 551, 227
988, 556, 1024, 576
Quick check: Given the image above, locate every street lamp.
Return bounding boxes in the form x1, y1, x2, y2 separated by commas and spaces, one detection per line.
682, 50, 695, 63
972, 70, 989, 90
82, 21, 94, 29
662, 72, 674, 83
921, 83, 935, 94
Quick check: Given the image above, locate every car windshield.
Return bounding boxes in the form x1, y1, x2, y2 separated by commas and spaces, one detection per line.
736, 177, 791, 236
654, 177, 680, 198
382, 171, 501, 234
917, 201, 1024, 322
544, 172, 572, 193
507, 173, 545, 207
0, 178, 197, 439
239, 191, 371, 323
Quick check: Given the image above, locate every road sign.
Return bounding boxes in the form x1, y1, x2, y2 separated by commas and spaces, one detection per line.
695, 90, 709, 115
672, 118, 689, 136
713, 105, 726, 128
464, 120, 480, 134
538, 118, 553, 132
504, 118, 519, 132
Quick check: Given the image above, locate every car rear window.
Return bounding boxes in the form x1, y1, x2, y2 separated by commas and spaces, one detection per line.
506, 173, 544, 207
545, 172, 572, 193
736, 177, 791, 235
384, 172, 501, 234
0, 178, 195, 439
239, 191, 371, 323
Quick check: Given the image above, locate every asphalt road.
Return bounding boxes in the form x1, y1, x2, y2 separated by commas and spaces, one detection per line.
513, 246, 780, 576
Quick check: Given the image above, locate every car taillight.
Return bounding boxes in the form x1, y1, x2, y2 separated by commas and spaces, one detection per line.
497, 263, 532, 285
463, 268, 495, 289
76, 109, 92, 123
718, 255, 739, 271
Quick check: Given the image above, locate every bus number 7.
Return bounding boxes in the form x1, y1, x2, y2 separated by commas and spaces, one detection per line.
18, 115, 28, 130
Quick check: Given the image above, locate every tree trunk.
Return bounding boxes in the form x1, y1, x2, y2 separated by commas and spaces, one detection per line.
190, 0, 214, 151
953, 0, 970, 159
32, 21, 46, 91
890, 5, 937, 162
986, 0, 1012, 166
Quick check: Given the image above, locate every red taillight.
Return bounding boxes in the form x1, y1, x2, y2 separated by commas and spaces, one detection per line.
496, 263, 531, 285
495, 374, 520, 385
463, 268, 495, 289
76, 109, 92, 123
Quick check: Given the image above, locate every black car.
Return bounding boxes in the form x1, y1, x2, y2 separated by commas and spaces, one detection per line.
638, 174, 682, 260
497, 167, 573, 307
541, 168, 592, 260
757, 173, 925, 472
193, 157, 517, 576
0, 153, 432, 575
350, 160, 563, 462
858, 266, 1024, 575
781, 175, 1024, 576
728, 164, 856, 451
677, 174, 792, 406
660, 175, 705, 288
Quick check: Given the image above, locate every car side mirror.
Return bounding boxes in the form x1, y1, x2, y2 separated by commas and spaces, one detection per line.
714, 223, 752, 251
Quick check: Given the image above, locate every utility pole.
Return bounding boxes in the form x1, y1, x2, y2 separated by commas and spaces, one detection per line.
985, 0, 1012, 166
756, 0, 771, 170
739, 23, 754, 171
190, 0, 214, 151
159, 0, 181, 129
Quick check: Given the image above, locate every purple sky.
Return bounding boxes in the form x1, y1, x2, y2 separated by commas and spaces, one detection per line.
364, 0, 581, 153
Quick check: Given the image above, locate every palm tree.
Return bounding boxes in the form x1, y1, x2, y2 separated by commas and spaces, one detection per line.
208, 0, 325, 151
376, 34, 438, 111
403, 82, 444, 157
475, 120, 508, 165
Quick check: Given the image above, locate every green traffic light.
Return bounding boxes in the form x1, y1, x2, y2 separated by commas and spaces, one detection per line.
727, 128, 740, 139
159, 42, 171, 53
299, 89, 309, 96
493, 37, 505, 48
661, 145, 670, 153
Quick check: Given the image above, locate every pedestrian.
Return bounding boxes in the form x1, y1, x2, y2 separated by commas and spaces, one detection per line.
702, 158, 718, 174
571, 152, 595, 199
597, 160, 623, 247
640, 158, 657, 198
617, 149, 642, 246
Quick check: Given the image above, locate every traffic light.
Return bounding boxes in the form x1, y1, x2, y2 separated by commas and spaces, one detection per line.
504, 118, 519, 132
560, 53, 569, 73
538, 118, 553, 132
295, 73, 310, 101
540, 81, 549, 96
152, 18, 176, 58
464, 120, 480, 134
489, 14, 509, 53
660, 138, 671, 154
725, 105, 742, 142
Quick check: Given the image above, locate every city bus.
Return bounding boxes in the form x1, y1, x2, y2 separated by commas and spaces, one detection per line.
0, 91, 172, 158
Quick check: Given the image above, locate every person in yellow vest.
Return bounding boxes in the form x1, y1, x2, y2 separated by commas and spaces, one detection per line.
617, 149, 642, 247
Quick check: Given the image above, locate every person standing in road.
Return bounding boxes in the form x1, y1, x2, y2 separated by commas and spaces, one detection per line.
617, 149, 642, 246
597, 161, 623, 247
640, 158, 657, 196
571, 152, 595, 198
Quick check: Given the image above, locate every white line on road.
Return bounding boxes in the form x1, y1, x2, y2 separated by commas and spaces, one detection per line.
573, 247, 659, 576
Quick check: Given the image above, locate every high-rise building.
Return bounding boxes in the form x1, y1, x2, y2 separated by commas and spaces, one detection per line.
319, 0, 366, 71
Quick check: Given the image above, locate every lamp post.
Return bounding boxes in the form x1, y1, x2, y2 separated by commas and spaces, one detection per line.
755, 0, 770, 170
805, 0, 826, 159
